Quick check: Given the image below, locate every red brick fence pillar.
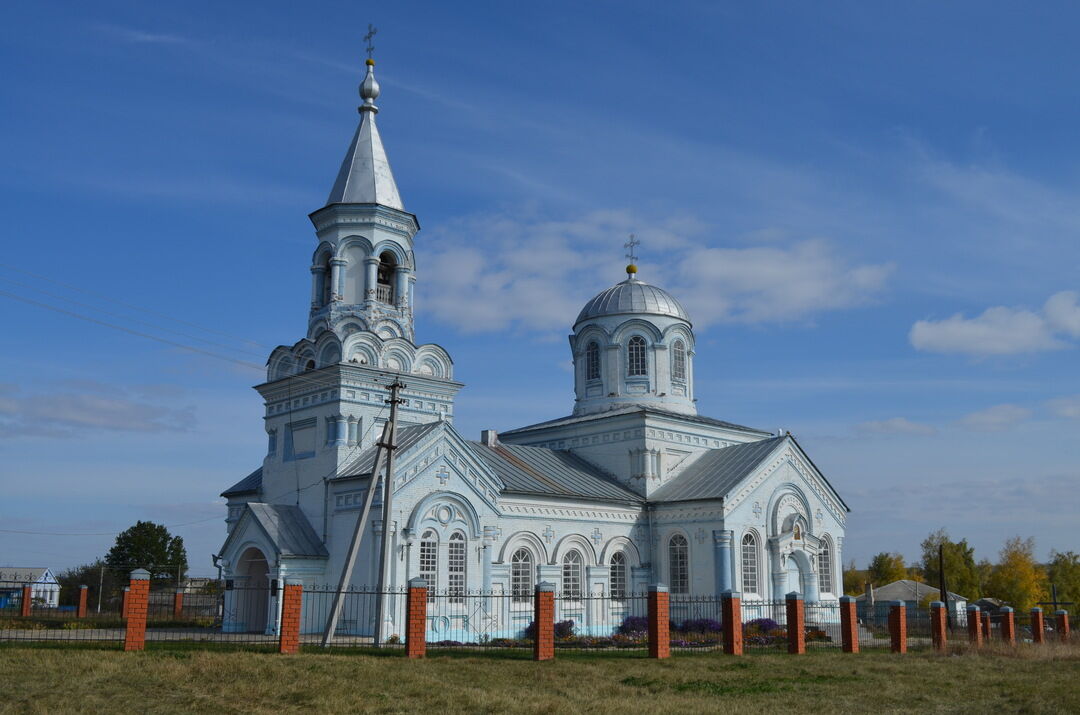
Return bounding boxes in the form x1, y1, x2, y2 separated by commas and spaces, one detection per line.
999, 606, 1015, 645
20, 586, 32, 618
839, 595, 858, 653
967, 605, 981, 646
721, 590, 742, 656
173, 589, 184, 619
123, 569, 150, 652
278, 579, 303, 655
1030, 607, 1044, 644
648, 585, 671, 659
786, 592, 805, 655
405, 577, 427, 659
1056, 610, 1071, 643
534, 582, 555, 661
930, 601, 947, 652
77, 585, 88, 619
889, 601, 907, 654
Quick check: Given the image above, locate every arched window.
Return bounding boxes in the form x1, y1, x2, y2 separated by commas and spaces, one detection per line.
304, 359, 316, 371
741, 533, 759, 594
793, 524, 802, 541
419, 530, 438, 599
609, 552, 627, 601
511, 548, 534, 603
376, 252, 396, 304
818, 537, 833, 595
585, 341, 600, 381
562, 550, 583, 600
319, 256, 332, 307
448, 532, 466, 603
672, 340, 686, 380
668, 534, 689, 594
627, 336, 647, 377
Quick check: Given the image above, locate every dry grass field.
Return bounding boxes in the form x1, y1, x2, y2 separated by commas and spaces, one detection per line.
1, 643, 1078, 713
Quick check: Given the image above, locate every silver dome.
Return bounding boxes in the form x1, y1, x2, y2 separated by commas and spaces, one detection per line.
575, 278, 690, 326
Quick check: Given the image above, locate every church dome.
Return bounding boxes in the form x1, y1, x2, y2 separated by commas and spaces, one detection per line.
575, 277, 690, 327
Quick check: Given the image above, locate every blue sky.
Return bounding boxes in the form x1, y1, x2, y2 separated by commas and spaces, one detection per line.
1, 1, 1078, 576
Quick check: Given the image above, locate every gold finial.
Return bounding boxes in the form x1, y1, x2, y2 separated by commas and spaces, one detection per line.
366, 58, 375, 66
626, 264, 638, 275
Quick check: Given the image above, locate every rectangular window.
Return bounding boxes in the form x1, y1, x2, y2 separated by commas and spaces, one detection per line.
448, 536, 466, 604
420, 536, 438, 600
284, 419, 316, 461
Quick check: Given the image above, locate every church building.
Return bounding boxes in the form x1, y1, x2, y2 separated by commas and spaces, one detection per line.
217, 58, 849, 636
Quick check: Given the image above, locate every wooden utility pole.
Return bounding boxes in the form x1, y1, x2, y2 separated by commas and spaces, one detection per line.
939, 544, 952, 631
374, 378, 405, 645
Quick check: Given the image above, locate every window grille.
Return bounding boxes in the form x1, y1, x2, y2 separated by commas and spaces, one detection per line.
585, 341, 600, 381
511, 548, 534, 603
672, 340, 686, 380
562, 551, 583, 600
420, 530, 438, 599
741, 533, 759, 594
627, 336, 647, 376
818, 538, 832, 594
448, 532, 466, 603
668, 534, 689, 594
610, 552, 627, 601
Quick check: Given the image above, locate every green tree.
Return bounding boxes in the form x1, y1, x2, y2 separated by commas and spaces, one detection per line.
105, 521, 188, 584
56, 559, 124, 608
919, 528, 982, 600
867, 552, 907, 586
842, 559, 866, 595
1046, 550, 1080, 608
985, 536, 1047, 612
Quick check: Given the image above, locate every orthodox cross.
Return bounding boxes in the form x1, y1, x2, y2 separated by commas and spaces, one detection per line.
624, 234, 640, 264
591, 528, 604, 546
542, 525, 556, 544
436, 467, 450, 486
364, 24, 378, 60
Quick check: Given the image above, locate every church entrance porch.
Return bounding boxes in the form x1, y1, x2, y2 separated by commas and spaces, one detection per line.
225, 547, 273, 634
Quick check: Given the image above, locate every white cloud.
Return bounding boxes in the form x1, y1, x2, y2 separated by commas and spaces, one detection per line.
421, 209, 890, 334
910, 290, 1080, 356
855, 417, 936, 436
1047, 395, 1080, 419
959, 404, 1032, 432
94, 23, 190, 45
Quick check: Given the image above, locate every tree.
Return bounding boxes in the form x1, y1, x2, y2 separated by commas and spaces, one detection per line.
867, 552, 907, 586
1046, 550, 1080, 608
985, 536, 1047, 612
842, 559, 866, 595
919, 528, 982, 600
105, 521, 188, 584
56, 559, 124, 608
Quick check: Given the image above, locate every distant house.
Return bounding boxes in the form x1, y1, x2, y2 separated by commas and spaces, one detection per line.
856, 579, 967, 619
971, 597, 1005, 614
0, 567, 60, 608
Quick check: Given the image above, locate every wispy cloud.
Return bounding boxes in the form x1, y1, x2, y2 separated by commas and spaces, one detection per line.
93, 23, 191, 46
959, 403, 1032, 432
855, 417, 936, 436
910, 290, 1080, 356
1046, 395, 1080, 419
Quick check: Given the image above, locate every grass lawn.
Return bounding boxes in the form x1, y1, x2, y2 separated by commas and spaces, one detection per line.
1, 643, 1078, 713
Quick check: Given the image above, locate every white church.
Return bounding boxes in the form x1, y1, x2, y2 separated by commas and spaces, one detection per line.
217, 58, 849, 636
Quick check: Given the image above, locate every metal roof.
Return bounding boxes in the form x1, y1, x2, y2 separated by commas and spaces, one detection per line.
334, 421, 444, 480
575, 277, 690, 325
500, 405, 769, 437
325, 63, 404, 210
246, 503, 328, 559
468, 442, 643, 504
221, 467, 262, 497
649, 437, 786, 502
855, 580, 968, 603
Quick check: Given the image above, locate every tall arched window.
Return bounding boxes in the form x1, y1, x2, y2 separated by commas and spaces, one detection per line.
376, 251, 396, 304
511, 548, 534, 603
627, 336, 647, 377
585, 341, 600, 381
609, 552, 627, 601
448, 532, 466, 603
562, 550, 583, 600
818, 537, 833, 595
672, 340, 686, 380
741, 533, 759, 594
669, 534, 689, 594
419, 530, 438, 598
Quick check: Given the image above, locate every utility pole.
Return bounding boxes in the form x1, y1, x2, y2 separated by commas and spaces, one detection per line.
939, 544, 952, 631
97, 564, 104, 614
374, 378, 405, 645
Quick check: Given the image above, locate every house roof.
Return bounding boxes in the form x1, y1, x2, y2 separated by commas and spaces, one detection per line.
856, 579, 968, 603
468, 442, 643, 504
0, 567, 54, 584
500, 405, 770, 437
222, 467, 263, 498
244, 503, 329, 559
649, 437, 786, 502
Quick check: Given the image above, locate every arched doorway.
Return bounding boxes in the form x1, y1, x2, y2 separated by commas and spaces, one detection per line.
235, 547, 271, 633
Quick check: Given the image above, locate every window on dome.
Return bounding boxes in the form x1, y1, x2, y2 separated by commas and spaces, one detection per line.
511, 548, 534, 603
741, 533, 759, 594
672, 340, 686, 380
627, 336, 647, 377
610, 551, 627, 601
669, 534, 689, 594
562, 550, 583, 600
585, 341, 600, 381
